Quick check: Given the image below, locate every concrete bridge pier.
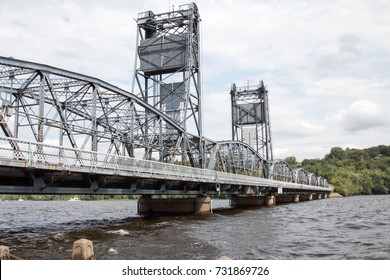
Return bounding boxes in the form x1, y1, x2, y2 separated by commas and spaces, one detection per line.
275, 194, 300, 204
230, 196, 265, 207
266, 195, 276, 206
300, 193, 313, 201
137, 196, 212, 215
230, 195, 275, 207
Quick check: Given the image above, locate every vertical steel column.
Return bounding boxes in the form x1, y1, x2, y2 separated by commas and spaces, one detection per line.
230, 81, 273, 177
133, 3, 202, 167
10, 70, 19, 139
35, 73, 45, 161
38, 74, 45, 143
230, 83, 236, 141
91, 86, 98, 169
129, 101, 135, 157
91, 86, 98, 152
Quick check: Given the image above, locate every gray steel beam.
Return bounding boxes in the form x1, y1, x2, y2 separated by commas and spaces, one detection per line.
0, 56, 186, 134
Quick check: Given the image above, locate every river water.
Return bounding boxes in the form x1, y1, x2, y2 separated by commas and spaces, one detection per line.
0, 196, 389, 260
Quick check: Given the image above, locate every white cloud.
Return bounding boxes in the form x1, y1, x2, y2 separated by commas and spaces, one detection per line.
274, 119, 326, 138
328, 100, 387, 132
202, 90, 231, 141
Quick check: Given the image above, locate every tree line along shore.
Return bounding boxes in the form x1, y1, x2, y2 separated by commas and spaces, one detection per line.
287, 144, 390, 196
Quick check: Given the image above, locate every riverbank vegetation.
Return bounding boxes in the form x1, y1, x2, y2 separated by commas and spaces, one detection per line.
300, 145, 390, 196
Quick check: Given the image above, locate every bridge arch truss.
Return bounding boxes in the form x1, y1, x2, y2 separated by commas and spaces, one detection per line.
0, 57, 266, 178
0, 56, 329, 195
0, 56, 201, 163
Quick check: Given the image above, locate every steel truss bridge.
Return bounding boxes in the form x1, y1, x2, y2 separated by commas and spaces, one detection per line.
0, 56, 328, 196
0, 3, 329, 197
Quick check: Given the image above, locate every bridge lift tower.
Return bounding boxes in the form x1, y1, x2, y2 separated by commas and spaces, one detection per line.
132, 3, 203, 167
230, 81, 273, 177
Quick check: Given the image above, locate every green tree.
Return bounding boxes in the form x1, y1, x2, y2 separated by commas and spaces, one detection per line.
285, 156, 298, 168
302, 145, 390, 196
325, 147, 345, 161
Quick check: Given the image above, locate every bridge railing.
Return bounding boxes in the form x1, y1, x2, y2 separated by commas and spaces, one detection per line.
0, 136, 220, 182
0, 136, 330, 192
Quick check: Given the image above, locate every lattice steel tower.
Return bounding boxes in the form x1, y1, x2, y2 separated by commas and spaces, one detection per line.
132, 3, 203, 167
230, 81, 273, 176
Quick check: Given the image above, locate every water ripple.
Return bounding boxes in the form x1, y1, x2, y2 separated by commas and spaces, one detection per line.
1, 196, 389, 259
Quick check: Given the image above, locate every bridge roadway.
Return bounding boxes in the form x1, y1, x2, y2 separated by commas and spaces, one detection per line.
0, 136, 330, 196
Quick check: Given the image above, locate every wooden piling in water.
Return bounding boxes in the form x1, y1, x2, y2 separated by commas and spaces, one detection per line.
71, 238, 95, 260
0, 245, 10, 260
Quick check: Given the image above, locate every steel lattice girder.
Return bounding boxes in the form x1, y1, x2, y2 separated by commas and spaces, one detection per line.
133, 3, 203, 166
230, 81, 273, 166
0, 3, 330, 193
269, 160, 295, 182
0, 56, 189, 158
0, 56, 270, 178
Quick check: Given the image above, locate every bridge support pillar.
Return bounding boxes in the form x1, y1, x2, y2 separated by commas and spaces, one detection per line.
230, 196, 266, 207
300, 194, 313, 201
266, 195, 276, 207
275, 194, 300, 204
137, 196, 212, 215
194, 196, 213, 213
230, 195, 275, 207
275, 195, 294, 204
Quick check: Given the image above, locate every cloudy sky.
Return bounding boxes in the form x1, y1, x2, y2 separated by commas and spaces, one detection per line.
1, 0, 389, 160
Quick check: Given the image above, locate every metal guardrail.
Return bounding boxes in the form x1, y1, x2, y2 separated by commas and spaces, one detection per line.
0, 136, 330, 192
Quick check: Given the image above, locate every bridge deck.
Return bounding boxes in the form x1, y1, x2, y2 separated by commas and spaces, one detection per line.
0, 136, 330, 195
